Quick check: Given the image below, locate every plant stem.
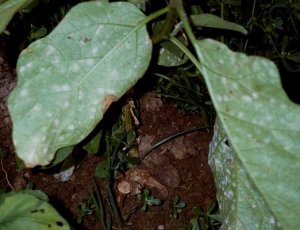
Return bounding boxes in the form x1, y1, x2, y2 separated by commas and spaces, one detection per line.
151, 2, 178, 44
169, 36, 202, 73
220, 1, 224, 43
138, 126, 212, 165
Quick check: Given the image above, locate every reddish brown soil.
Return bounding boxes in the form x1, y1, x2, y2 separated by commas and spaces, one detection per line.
0, 43, 216, 230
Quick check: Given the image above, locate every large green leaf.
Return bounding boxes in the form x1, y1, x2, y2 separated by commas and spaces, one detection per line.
0, 190, 69, 229
195, 39, 300, 229
209, 120, 277, 229
8, 1, 152, 167
0, 0, 33, 33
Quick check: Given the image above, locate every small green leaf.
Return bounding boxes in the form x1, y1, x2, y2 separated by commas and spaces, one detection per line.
190, 217, 200, 230
175, 202, 186, 209
190, 14, 248, 35
94, 160, 109, 179
0, 0, 33, 33
83, 129, 102, 154
207, 200, 217, 214
0, 150, 7, 158
193, 206, 204, 216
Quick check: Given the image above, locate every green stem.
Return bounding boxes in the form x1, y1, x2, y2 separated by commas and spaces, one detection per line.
151, 2, 178, 44
169, 36, 203, 73
220, 1, 224, 43
138, 126, 212, 165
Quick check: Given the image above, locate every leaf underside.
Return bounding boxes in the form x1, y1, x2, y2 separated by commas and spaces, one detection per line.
196, 39, 300, 229
8, 1, 152, 167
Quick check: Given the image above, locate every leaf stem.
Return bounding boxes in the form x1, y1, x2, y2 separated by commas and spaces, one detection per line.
169, 36, 203, 73
151, 2, 178, 44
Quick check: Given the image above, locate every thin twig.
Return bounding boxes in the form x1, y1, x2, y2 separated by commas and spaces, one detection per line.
1, 158, 14, 191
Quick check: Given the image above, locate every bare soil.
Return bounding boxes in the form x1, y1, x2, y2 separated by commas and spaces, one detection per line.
0, 42, 216, 230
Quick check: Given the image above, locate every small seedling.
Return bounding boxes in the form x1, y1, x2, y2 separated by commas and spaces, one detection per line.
124, 188, 162, 223
168, 195, 186, 219
178, 200, 222, 230
76, 196, 95, 224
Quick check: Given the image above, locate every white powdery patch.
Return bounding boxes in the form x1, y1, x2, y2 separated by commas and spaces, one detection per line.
221, 76, 227, 84
218, 59, 224, 64
232, 82, 239, 89
96, 24, 105, 35
86, 59, 95, 67
51, 84, 69, 93
237, 112, 244, 119
263, 138, 271, 144
46, 112, 52, 117
39, 67, 46, 73
91, 99, 99, 105
54, 118, 60, 126
78, 90, 85, 100
58, 136, 64, 142
242, 95, 252, 102
110, 69, 119, 79
92, 47, 99, 55
90, 107, 97, 113
64, 101, 69, 108
71, 63, 80, 72
134, 64, 138, 69
61, 84, 71, 92
252, 92, 259, 99
269, 98, 276, 104
46, 46, 55, 56
144, 34, 150, 44
68, 124, 74, 131
19, 66, 26, 73
96, 88, 105, 94
216, 94, 230, 102
20, 89, 28, 96
159, 48, 164, 54
33, 104, 42, 111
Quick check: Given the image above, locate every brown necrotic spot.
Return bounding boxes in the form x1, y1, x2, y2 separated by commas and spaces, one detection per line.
56, 221, 63, 227
103, 95, 118, 113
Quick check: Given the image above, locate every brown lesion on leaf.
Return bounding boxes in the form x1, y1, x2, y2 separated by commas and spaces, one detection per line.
103, 95, 118, 113
80, 37, 91, 43
25, 47, 33, 53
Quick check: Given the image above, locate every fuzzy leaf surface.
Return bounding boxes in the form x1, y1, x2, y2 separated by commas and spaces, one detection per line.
8, 1, 152, 167
195, 39, 300, 229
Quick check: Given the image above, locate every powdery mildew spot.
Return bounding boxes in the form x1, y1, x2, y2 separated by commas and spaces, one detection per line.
46, 46, 55, 56
110, 69, 119, 79
58, 136, 64, 141
144, 34, 150, 44
237, 112, 244, 119
78, 90, 84, 100
96, 24, 105, 35
159, 48, 164, 54
86, 59, 95, 66
252, 92, 259, 99
46, 112, 52, 117
221, 76, 227, 84
20, 89, 28, 96
232, 82, 239, 89
68, 124, 74, 131
54, 119, 59, 126
242, 95, 252, 102
92, 47, 99, 55
33, 104, 42, 111
71, 63, 80, 72
61, 84, 71, 91
64, 101, 69, 108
